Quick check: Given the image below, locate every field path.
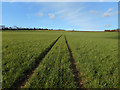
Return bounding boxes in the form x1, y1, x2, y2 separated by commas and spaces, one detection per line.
16, 35, 62, 88
64, 35, 84, 88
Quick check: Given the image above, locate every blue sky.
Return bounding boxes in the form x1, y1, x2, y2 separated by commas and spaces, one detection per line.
2, 2, 118, 31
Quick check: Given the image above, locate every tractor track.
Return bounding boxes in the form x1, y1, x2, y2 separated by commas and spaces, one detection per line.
64, 35, 84, 88
10, 35, 62, 89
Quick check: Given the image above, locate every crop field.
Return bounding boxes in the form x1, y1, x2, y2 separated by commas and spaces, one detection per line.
2, 31, 61, 88
65, 32, 118, 88
2, 30, 118, 88
24, 36, 76, 88
0, 31, 1, 88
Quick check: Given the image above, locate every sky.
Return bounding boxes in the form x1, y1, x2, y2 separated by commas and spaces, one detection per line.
2, 0, 120, 2
2, 2, 118, 31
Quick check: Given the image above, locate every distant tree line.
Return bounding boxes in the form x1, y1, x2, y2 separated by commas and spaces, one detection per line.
104, 29, 119, 32
0, 25, 119, 32
0, 25, 64, 31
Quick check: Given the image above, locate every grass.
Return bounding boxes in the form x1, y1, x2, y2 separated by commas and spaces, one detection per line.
24, 35, 76, 88
65, 32, 118, 88
2, 31, 60, 88
2, 30, 118, 88
0, 31, 2, 89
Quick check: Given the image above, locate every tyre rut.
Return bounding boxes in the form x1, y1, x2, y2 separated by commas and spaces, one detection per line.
11, 35, 62, 89
64, 35, 84, 88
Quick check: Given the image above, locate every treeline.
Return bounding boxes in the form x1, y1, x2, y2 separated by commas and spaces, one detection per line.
0, 25, 119, 32
2, 27, 54, 31
0, 25, 66, 31
104, 29, 119, 32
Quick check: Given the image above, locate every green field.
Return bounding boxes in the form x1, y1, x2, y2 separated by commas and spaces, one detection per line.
65, 32, 118, 88
0, 31, 2, 89
2, 30, 118, 88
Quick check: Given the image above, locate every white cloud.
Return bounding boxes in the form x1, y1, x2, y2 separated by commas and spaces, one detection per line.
55, 9, 67, 14
55, 9, 67, 18
107, 8, 113, 12
105, 24, 112, 27
60, 8, 102, 30
48, 13, 55, 19
102, 13, 113, 17
102, 8, 114, 17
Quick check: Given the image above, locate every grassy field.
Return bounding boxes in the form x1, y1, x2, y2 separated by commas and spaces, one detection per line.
66, 32, 118, 88
2, 30, 118, 88
2, 30, 61, 88
0, 31, 2, 89
24, 36, 76, 88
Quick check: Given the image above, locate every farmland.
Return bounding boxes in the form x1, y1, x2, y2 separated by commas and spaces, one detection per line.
24, 36, 76, 88
65, 32, 118, 88
0, 31, 1, 89
2, 30, 61, 88
2, 30, 118, 88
